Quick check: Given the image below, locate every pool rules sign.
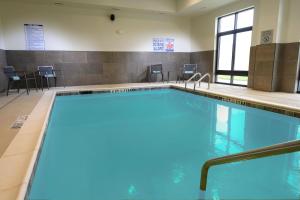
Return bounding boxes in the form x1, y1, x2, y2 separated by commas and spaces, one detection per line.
24, 24, 45, 50
153, 38, 174, 52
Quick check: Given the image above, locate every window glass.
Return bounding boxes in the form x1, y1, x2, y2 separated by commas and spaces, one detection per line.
219, 14, 235, 32
233, 76, 248, 85
216, 75, 231, 84
218, 34, 233, 70
237, 9, 254, 29
234, 31, 252, 71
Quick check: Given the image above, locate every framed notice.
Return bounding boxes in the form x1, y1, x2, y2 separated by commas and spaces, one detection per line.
24, 24, 45, 50
153, 38, 174, 52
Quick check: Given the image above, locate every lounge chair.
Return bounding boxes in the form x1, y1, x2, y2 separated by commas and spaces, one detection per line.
148, 64, 164, 82
3, 66, 38, 96
177, 64, 198, 83
38, 66, 65, 90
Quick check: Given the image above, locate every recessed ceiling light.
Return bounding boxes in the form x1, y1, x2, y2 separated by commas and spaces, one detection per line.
54, 2, 64, 6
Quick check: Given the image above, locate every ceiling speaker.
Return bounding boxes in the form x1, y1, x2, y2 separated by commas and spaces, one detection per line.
110, 14, 115, 21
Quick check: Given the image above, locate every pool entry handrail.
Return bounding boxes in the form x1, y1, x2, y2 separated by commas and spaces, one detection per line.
194, 73, 211, 90
200, 139, 300, 191
185, 73, 202, 89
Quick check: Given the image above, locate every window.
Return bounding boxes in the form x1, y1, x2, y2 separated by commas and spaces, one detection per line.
215, 8, 254, 86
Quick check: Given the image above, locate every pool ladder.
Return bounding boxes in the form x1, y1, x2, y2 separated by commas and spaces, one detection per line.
184, 73, 211, 91
200, 139, 300, 191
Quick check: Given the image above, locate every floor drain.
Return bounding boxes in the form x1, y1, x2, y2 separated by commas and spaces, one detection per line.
11, 115, 28, 129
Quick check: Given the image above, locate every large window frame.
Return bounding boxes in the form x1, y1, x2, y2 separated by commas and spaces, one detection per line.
215, 7, 254, 86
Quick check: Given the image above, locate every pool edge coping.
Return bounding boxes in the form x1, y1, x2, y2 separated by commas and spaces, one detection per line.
171, 85, 300, 117
1, 83, 300, 200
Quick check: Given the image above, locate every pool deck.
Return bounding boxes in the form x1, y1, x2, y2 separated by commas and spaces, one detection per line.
1, 82, 300, 200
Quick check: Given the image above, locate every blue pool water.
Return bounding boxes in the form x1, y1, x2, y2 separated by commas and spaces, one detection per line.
29, 89, 300, 200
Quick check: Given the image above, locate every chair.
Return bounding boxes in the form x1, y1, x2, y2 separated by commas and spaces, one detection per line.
3, 66, 38, 96
37, 66, 59, 90
177, 64, 197, 82
148, 64, 164, 82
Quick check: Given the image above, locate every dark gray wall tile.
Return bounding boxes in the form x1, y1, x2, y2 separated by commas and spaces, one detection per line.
252, 44, 276, 91
275, 42, 300, 92
45, 51, 64, 64
0, 49, 7, 92
251, 42, 300, 92
255, 44, 276, 61
63, 51, 87, 63
277, 74, 297, 93
4, 45, 297, 93
190, 50, 214, 75
248, 46, 256, 88
253, 75, 273, 91
5, 50, 189, 87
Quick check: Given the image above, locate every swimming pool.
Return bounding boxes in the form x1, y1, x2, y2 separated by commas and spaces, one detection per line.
28, 88, 300, 200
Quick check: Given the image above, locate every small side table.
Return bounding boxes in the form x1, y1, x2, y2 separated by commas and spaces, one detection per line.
167, 71, 181, 83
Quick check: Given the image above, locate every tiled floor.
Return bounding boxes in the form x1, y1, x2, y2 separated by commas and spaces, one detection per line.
0, 90, 43, 157
1, 82, 300, 200
0, 90, 26, 109
182, 82, 300, 110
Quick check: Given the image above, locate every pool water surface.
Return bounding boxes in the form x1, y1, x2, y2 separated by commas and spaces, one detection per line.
28, 89, 300, 200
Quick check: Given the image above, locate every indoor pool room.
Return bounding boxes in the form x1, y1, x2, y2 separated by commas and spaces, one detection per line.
0, 1, 300, 200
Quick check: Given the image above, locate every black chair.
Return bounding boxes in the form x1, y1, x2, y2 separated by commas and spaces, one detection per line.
3, 66, 38, 96
177, 64, 197, 82
148, 64, 164, 82
38, 66, 65, 90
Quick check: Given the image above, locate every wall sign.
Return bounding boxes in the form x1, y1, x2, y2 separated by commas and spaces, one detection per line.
153, 38, 174, 52
260, 30, 273, 44
24, 24, 45, 50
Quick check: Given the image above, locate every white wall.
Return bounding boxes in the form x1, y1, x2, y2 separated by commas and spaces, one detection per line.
190, 0, 257, 52
0, 17, 5, 49
190, 0, 300, 52
0, 2, 191, 52
254, 0, 281, 45
1, 0, 299, 53
283, 0, 300, 43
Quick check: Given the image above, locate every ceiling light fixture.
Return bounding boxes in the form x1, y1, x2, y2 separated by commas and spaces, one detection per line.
54, 2, 64, 6
112, 8, 121, 11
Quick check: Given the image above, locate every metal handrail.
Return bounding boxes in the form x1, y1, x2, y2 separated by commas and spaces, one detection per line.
185, 73, 202, 89
200, 139, 300, 191
194, 73, 211, 90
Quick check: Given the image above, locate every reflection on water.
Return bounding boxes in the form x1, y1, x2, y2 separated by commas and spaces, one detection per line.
127, 184, 137, 196
171, 164, 185, 184
287, 127, 300, 194
211, 189, 220, 200
207, 102, 300, 199
214, 104, 245, 155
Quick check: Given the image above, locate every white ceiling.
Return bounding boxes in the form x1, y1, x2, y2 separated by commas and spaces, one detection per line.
0, 0, 240, 16
177, 0, 239, 16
